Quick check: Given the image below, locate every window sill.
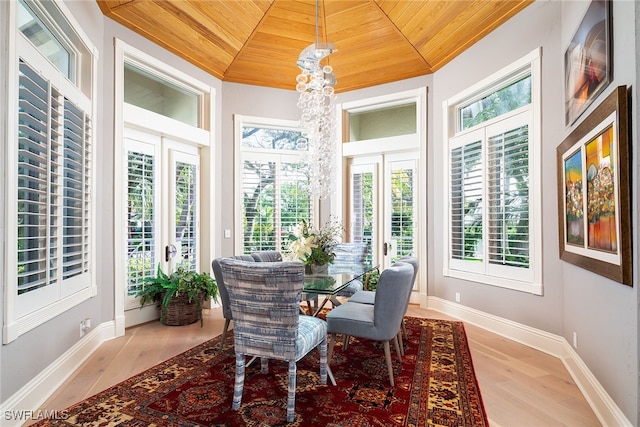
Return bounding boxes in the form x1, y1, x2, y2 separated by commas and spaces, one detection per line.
444, 268, 543, 295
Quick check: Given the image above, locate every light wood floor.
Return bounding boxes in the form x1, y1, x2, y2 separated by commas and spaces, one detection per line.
33, 305, 601, 427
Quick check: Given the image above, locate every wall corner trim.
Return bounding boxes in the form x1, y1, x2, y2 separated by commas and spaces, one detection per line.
427, 296, 632, 427
0, 321, 118, 427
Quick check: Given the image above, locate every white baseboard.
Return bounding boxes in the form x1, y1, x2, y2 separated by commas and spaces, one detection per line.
0, 321, 118, 427
427, 296, 632, 427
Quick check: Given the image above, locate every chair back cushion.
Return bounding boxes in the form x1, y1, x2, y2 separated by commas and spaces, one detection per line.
250, 251, 283, 262
373, 262, 414, 339
397, 256, 419, 285
331, 243, 368, 274
220, 258, 304, 360
211, 256, 255, 320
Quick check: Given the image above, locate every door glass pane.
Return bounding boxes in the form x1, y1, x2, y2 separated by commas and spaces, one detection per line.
350, 168, 374, 265
174, 160, 198, 271
126, 150, 156, 296
389, 161, 416, 261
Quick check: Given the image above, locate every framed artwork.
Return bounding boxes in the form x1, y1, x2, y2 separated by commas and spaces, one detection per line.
557, 86, 631, 285
564, 0, 611, 126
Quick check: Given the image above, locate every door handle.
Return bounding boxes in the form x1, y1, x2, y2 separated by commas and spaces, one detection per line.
383, 242, 388, 256
165, 244, 177, 262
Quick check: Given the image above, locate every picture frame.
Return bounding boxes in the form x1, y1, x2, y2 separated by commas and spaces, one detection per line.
564, 0, 611, 126
557, 86, 631, 286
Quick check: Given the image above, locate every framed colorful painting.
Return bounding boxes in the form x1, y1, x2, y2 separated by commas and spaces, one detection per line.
564, 0, 611, 126
557, 86, 631, 285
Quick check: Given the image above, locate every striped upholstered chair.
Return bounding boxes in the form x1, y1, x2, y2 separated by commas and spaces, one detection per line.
219, 258, 331, 423
211, 255, 255, 351
251, 250, 319, 315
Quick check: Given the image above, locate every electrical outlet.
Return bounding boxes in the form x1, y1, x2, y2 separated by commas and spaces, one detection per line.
572, 331, 578, 349
455, 292, 461, 303
80, 318, 92, 337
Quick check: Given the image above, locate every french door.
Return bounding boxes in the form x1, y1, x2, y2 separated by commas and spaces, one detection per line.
123, 128, 200, 326
349, 152, 419, 274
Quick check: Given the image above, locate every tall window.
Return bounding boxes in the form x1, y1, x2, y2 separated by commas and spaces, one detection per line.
5, 0, 95, 342
444, 49, 541, 294
236, 117, 313, 255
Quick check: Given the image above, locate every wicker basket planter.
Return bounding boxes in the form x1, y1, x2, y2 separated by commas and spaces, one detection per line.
136, 264, 218, 327
160, 292, 204, 326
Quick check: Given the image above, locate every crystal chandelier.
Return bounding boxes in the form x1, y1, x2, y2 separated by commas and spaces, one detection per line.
295, 0, 336, 199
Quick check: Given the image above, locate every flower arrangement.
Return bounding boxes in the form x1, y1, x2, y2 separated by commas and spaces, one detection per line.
288, 217, 343, 266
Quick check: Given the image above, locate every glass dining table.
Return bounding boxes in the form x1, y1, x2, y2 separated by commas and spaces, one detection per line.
302, 264, 376, 316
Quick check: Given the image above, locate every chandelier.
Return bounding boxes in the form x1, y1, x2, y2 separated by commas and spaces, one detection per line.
295, 0, 336, 199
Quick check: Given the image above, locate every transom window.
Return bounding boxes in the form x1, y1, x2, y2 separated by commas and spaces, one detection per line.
444, 49, 542, 294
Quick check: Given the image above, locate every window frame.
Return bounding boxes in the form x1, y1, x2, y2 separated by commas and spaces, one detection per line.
3, 0, 97, 343
442, 48, 542, 295
234, 115, 318, 255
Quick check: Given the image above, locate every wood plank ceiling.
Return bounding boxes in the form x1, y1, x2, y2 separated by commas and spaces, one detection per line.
97, 0, 533, 93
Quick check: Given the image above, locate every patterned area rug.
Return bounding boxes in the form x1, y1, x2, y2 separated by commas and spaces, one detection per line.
35, 317, 487, 426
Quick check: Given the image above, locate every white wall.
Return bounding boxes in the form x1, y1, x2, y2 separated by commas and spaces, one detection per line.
0, 0, 222, 403
429, 1, 638, 422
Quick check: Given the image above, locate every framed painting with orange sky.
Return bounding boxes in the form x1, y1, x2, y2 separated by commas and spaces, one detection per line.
557, 86, 631, 286
564, 0, 611, 126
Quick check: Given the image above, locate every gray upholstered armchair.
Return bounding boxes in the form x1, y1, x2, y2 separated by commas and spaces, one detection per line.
219, 258, 333, 423
348, 256, 419, 348
326, 261, 414, 386
211, 255, 254, 351
331, 242, 369, 300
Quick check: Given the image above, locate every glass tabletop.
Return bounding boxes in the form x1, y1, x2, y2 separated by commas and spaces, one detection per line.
302, 263, 372, 295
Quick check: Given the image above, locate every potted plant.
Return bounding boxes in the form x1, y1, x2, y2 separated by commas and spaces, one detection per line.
288, 217, 343, 274
136, 264, 218, 326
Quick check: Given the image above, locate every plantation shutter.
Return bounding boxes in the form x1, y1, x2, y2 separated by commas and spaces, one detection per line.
174, 159, 198, 270
17, 59, 92, 296
349, 163, 375, 265
242, 159, 276, 253
486, 125, 530, 269
450, 139, 483, 263
389, 160, 417, 259
278, 161, 311, 252
126, 148, 156, 295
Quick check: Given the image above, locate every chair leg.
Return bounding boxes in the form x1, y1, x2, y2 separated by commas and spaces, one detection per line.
328, 333, 337, 360
343, 334, 350, 351
260, 357, 269, 374
397, 330, 405, 356
286, 361, 297, 423
219, 318, 230, 351
318, 337, 328, 384
393, 335, 402, 361
402, 319, 408, 340
232, 353, 245, 411
383, 341, 395, 387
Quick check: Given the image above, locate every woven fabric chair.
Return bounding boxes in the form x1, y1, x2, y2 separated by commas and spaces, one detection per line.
331, 243, 369, 299
251, 250, 319, 314
220, 258, 331, 423
211, 255, 255, 351
326, 261, 414, 386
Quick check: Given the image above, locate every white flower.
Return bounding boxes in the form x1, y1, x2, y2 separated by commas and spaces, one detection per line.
290, 235, 317, 260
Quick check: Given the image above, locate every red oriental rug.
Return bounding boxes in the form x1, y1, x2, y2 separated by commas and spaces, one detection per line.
34, 317, 488, 426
